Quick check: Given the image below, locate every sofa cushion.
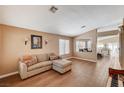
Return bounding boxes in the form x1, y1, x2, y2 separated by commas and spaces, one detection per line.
28, 61, 52, 71
36, 54, 48, 62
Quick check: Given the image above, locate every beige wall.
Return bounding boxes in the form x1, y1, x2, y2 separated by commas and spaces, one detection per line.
0, 24, 2, 74
120, 25, 124, 69
73, 29, 97, 62
0, 24, 73, 75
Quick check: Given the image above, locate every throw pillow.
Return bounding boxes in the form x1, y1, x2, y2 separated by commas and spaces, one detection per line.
49, 55, 59, 60
23, 55, 38, 67
23, 55, 32, 61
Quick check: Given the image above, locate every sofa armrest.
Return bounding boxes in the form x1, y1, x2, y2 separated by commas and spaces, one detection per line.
18, 61, 28, 79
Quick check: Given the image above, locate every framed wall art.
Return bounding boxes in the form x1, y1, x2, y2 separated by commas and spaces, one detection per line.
31, 35, 42, 49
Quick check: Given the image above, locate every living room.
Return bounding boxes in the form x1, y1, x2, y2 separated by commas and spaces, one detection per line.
0, 5, 124, 88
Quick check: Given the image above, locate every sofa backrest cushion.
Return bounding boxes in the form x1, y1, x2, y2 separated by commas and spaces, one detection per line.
20, 55, 37, 61
36, 54, 48, 62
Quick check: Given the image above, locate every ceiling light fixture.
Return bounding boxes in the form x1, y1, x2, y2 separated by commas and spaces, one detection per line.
50, 6, 58, 13
81, 25, 86, 28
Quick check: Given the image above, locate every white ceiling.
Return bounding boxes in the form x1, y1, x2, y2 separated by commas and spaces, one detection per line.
0, 5, 124, 37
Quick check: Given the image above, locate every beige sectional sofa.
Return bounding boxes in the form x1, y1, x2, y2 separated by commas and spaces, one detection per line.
19, 53, 53, 79
19, 53, 72, 80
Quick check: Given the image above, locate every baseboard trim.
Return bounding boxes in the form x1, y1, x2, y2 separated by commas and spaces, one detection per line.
0, 71, 18, 79
64, 57, 74, 60
67, 56, 97, 62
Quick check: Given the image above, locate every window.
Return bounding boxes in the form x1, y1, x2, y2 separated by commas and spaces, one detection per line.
87, 40, 92, 50
59, 39, 70, 55
76, 41, 84, 52
76, 39, 92, 52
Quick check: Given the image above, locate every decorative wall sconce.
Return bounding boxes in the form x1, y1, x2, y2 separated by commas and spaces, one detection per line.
24, 37, 29, 45
45, 40, 48, 45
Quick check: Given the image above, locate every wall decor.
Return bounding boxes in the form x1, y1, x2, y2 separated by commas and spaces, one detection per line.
45, 40, 48, 45
24, 37, 29, 45
31, 35, 42, 49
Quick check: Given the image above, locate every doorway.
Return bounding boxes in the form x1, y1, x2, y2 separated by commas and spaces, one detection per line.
97, 29, 120, 68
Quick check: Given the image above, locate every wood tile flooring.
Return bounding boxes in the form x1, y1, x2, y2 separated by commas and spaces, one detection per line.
0, 56, 120, 87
